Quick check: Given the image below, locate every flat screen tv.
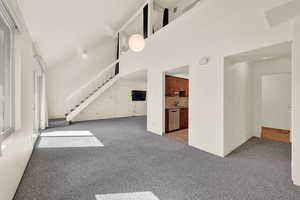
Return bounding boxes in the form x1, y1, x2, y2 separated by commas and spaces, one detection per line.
132, 90, 146, 101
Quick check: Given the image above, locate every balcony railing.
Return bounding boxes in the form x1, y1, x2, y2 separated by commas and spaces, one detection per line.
114, 0, 201, 56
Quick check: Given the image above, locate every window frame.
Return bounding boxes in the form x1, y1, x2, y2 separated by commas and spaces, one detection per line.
0, 0, 15, 142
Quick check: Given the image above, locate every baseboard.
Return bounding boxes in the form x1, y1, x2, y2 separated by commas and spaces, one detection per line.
293, 178, 300, 187
223, 135, 253, 157
262, 127, 290, 143
73, 115, 147, 123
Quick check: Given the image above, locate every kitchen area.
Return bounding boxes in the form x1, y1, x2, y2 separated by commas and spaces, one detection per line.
164, 67, 189, 144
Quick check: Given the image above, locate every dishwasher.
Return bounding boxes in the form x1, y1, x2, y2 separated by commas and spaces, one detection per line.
168, 108, 180, 131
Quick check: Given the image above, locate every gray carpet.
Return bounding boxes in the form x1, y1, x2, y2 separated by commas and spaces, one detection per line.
14, 117, 300, 200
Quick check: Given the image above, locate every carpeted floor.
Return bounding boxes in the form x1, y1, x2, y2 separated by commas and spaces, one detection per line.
14, 117, 300, 200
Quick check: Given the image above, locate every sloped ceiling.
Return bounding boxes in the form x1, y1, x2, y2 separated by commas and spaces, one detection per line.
17, 0, 146, 66
156, 0, 181, 8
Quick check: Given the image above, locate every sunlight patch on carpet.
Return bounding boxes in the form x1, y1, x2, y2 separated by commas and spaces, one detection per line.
41, 131, 93, 137
38, 136, 104, 148
95, 192, 160, 200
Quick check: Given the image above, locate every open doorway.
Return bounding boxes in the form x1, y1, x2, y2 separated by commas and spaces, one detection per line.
163, 66, 189, 144
224, 41, 292, 156
261, 73, 291, 143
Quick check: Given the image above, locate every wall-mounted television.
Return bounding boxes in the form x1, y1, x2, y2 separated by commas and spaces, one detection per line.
132, 90, 146, 101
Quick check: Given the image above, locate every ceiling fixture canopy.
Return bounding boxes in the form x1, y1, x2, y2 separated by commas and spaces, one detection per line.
78, 48, 88, 60
129, 34, 145, 52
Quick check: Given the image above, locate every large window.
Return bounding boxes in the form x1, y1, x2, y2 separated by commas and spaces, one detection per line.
0, 3, 14, 137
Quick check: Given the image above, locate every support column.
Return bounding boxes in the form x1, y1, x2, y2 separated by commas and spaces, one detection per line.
148, 0, 153, 36
292, 17, 300, 186
40, 72, 48, 130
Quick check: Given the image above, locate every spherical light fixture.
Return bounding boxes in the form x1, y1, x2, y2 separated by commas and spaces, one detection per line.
128, 34, 145, 52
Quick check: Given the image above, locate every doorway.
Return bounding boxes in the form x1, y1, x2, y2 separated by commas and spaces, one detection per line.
224, 41, 293, 155
261, 73, 292, 143
164, 66, 189, 144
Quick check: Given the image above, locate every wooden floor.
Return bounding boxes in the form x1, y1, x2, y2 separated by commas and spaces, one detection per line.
164, 129, 188, 144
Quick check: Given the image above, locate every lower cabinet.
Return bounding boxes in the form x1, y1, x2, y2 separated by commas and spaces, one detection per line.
180, 108, 188, 129
165, 108, 189, 133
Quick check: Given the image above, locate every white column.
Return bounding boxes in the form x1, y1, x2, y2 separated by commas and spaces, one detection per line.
292, 17, 300, 186
40, 72, 48, 130
147, 0, 153, 37
147, 68, 165, 135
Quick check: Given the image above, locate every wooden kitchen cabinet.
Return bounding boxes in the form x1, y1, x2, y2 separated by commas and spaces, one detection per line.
165, 75, 189, 97
180, 108, 188, 129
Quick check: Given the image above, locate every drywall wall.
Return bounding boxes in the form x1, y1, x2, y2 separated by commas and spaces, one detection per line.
120, 0, 293, 156
262, 74, 291, 130
252, 56, 292, 137
47, 40, 115, 118
292, 17, 300, 186
189, 57, 224, 156
0, 1, 37, 199
73, 79, 147, 121
147, 68, 165, 135
224, 62, 253, 156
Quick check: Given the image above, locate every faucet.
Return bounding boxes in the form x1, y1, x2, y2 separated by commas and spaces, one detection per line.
174, 100, 179, 107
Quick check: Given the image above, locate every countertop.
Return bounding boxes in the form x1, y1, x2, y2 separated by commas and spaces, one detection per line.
166, 107, 188, 110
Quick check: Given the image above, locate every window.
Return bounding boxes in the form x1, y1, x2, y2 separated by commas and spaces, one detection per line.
0, 2, 14, 138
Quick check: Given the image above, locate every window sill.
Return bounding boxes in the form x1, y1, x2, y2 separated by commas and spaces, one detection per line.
0, 130, 37, 200
1, 130, 37, 156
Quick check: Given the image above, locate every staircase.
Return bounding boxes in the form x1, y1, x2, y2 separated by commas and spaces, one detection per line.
60, 0, 201, 124
64, 60, 120, 122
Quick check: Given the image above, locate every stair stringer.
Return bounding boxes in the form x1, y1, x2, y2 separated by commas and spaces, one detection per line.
66, 75, 120, 122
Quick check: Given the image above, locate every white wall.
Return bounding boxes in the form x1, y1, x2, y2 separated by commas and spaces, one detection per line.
47, 40, 115, 118
223, 57, 292, 156
0, 1, 36, 199
262, 74, 291, 130
147, 69, 165, 135
120, 0, 293, 157
73, 79, 147, 121
224, 62, 253, 156
252, 56, 292, 137
292, 16, 300, 186
189, 57, 224, 156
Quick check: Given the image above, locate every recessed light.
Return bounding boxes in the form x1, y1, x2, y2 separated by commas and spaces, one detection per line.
261, 56, 273, 60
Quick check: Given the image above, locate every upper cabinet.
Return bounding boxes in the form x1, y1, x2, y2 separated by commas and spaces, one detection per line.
165, 75, 189, 97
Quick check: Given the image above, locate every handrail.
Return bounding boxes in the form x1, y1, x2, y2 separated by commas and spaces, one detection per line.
113, 0, 152, 38
66, 59, 120, 101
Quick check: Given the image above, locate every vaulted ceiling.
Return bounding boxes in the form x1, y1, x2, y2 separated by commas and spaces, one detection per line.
18, 0, 184, 67
18, 0, 145, 66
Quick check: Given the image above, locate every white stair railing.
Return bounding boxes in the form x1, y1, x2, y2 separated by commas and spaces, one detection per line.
65, 60, 120, 117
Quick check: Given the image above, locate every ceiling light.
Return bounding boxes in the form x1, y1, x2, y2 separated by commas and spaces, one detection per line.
81, 50, 88, 59
129, 34, 145, 52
